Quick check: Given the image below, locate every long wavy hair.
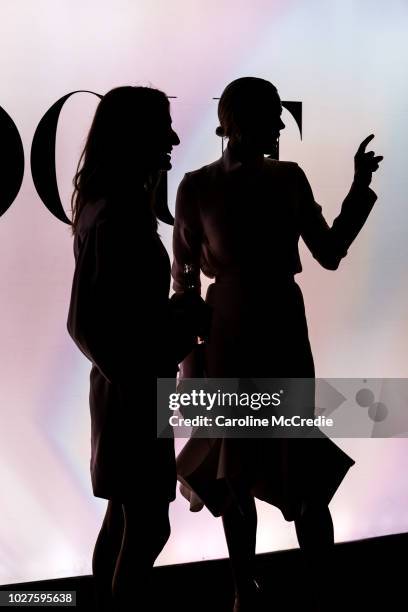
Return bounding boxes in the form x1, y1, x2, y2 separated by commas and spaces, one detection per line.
71, 85, 169, 235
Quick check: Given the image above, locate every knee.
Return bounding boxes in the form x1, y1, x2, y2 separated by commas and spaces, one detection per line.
106, 499, 125, 538
295, 499, 334, 550
122, 501, 171, 547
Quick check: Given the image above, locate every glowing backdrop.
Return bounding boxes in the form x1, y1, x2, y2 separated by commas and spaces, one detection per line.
0, 0, 407, 585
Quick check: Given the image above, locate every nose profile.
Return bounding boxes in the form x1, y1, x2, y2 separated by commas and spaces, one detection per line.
279, 118, 285, 130
172, 129, 180, 146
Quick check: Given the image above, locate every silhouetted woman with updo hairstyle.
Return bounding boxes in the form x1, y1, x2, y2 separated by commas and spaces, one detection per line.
173, 76, 382, 611
67, 85, 180, 611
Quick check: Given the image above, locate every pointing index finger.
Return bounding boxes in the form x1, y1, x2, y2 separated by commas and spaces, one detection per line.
357, 134, 375, 154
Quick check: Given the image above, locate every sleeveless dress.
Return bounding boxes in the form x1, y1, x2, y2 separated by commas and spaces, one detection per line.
172, 146, 377, 520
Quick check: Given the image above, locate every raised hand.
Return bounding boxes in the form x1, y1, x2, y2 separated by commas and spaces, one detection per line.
354, 134, 383, 187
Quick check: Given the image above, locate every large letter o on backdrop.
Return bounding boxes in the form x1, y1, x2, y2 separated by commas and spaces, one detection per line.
30, 89, 175, 226
30, 90, 103, 225
0, 106, 25, 219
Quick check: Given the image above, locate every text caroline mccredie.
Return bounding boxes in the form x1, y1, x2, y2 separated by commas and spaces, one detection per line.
168, 414, 334, 428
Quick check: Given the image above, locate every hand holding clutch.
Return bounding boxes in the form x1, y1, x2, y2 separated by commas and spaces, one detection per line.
170, 292, 212, 341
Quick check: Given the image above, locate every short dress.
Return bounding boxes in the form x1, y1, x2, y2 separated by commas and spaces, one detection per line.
67, 196, 177, 503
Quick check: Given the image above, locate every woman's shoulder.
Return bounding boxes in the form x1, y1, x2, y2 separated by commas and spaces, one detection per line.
183, 157, 301, 177
182, 157, 224, 184
77, 198, 109, 236
263, 159, 308, 192
264, 158, 300, 175
179, 158, 304, 196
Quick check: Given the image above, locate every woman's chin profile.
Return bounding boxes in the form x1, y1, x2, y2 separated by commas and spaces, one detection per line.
158, 152, 172, 171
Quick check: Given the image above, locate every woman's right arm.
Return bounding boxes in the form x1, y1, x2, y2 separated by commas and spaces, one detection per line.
67, 223, 116, 382
171, 173, 211, 354
67, 217, 158, 382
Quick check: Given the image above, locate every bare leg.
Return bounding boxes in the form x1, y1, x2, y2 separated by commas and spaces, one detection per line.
295, 500, 334, 550
222, 489, 258, 601
294, 500, 335, 608
111, 500, 171, 611
92, 499, 124, 611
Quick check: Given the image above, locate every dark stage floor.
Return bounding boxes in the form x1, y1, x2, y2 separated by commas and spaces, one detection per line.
1, 532, 406, 610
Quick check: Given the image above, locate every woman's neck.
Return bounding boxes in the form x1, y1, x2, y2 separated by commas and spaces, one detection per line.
228, 141, 264, 166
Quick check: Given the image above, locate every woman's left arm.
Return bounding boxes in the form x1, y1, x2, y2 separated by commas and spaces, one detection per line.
299, 135, 382, 270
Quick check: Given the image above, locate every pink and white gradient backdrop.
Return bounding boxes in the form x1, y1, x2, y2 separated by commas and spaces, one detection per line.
0, 0, 408, 584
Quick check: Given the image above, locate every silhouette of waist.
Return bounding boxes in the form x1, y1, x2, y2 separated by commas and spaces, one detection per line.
214, 271, 295, 287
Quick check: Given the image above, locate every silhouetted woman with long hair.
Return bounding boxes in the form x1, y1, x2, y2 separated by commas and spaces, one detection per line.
67, 86, 180, 611
173, 77, 382, 611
